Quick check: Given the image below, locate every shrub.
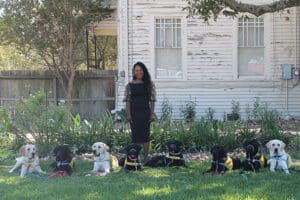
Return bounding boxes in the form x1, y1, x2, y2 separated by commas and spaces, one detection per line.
180, 99, 196, 122
2, 91, 70, 155
160, 97, 173, 122
227, 100, 240, 121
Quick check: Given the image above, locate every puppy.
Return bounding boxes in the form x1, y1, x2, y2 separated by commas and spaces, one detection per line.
204, 145, 241, 175
145, 140, 186, 167
119, 144, 142, 172
9, 144, 45, 177
91, 142, 118, 176
241, 139, 267, 172
49, 145, 74, 178
266, 139, 292, 174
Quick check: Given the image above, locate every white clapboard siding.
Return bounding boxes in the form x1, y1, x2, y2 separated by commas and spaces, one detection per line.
116, 0, 300, 119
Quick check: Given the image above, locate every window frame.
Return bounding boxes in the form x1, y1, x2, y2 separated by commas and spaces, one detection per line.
233, 14, 271, 80
150, 15, 187, 81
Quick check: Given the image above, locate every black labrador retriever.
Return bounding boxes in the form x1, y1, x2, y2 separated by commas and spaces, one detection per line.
204, 145, 241, 175
145, 140, 186, 167
49, 145, 74, 178
119, 144, 142, 172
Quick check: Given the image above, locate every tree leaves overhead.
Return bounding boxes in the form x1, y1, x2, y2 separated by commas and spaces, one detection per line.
184, 0, 300, 21
0, 0, 114, 107
0, 0, 113, 69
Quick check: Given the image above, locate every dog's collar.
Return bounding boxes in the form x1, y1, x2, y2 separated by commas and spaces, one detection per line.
94, 160, 110, 163
271, 155, 286, 161
57, 159, 74, 168
124, 159, 140, 169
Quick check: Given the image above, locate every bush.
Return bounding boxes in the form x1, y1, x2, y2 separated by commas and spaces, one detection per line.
180, 99, 196, 122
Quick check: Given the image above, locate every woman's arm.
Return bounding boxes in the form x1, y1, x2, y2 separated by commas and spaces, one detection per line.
123, 84, 132, 122
149, 82, 156, 121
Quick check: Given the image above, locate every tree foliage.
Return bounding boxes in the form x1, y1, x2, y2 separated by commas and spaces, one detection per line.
185, 0, 300, 21
0, 0, 113, 106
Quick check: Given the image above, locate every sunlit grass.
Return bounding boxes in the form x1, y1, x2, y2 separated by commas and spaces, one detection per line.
1, 159, 300, 200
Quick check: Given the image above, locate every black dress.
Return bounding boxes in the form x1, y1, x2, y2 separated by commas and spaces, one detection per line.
124, 82, 156, 143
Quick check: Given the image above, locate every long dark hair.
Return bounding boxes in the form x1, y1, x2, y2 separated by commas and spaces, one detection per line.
132, 61, 152, 92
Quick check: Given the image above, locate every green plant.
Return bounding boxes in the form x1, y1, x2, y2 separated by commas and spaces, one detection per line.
180, 99, 196, 122
252, 97, 261, 122
160, 97, 173, 122
290, 135, 300, 150
227, 100, 240, 121
205, 107, 215, 122
259, 103, 285, 143
245, 103, 251, 122
1, 91, 70, 155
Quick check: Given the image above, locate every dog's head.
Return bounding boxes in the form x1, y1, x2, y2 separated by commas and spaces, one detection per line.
167, 140, 182, 155
266, 139, 286, 157
53, 145, 72, 162
244, 139, 259, 158
125, 144, 141, 161
92, 142, 109, 157
19, 144, 37, 159
210, 145, 227, 161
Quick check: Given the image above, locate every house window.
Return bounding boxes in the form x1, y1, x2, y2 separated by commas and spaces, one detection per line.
238, 17, 264, 76
155, 18, 182, 79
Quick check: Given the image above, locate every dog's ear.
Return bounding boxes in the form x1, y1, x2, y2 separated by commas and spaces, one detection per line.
104, 144, 110, 152
53, 146, 61, 156
266, 141, 271, 149
19, 145, 26, 156
280, 141, 286, 149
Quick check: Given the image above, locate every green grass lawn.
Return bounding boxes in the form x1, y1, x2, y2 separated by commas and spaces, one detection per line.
1, 158, 300, 200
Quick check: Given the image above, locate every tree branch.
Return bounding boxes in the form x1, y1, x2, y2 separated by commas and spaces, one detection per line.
185, 0, 300, 21
222, 0, 300, 17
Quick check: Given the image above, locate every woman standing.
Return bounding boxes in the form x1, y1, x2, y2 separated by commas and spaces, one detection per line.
123, 62, 156, 162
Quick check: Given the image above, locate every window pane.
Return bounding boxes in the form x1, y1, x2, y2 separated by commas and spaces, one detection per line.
156, 48, 182, 78
155, 18, 182, 78
247, 27, 255, 46
238, 27, 243, 46
165, 25, 172, 47
259, 27, 264, 46
238, 47, 264, 76
156, 28, 160, 47
177, 28, 181, 48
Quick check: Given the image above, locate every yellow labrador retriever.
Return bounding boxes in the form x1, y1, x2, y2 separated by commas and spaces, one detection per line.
266, 139, 292, 174
9, 144, 45, 177
91, 142, 118, 176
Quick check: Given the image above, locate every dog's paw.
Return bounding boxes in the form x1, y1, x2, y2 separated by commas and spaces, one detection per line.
8, 170, 13, 173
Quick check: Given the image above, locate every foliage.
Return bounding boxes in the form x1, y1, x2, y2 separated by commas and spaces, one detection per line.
0, 92, 297, 157
180, 99, 196, 122
228, 100, 240, 121
10, 91, 69, 155
205, 107, 215, 122
160, 97, 173, 122
290, 136, 300, 150
0, 0, 113, 106
184, 0, 300, 22
252, 97, 262, 122
87, 35, 117, 70
0, 45, 44, 70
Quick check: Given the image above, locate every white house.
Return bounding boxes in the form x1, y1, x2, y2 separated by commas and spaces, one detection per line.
114, 0, 300, 120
